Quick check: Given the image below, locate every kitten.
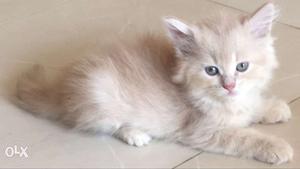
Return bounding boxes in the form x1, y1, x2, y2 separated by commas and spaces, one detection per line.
16, 2, 293, 164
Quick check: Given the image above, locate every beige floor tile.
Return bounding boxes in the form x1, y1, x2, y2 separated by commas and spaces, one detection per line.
2, 134, 198, 168
0, 0, 69, 26
270, 24, 300, 102
211, 0, 300, 28
0, 0, 234, 66
177, 99, 300, 168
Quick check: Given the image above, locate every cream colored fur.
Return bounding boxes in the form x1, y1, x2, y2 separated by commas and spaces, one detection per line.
16, 2, 293, 164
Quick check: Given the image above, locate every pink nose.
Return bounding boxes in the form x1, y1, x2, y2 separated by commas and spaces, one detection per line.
223, 82, 236, 91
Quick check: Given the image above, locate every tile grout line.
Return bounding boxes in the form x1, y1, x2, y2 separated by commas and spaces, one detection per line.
172, 152, 202, 169
289, 96, 300, 105
207, 0, 300, 31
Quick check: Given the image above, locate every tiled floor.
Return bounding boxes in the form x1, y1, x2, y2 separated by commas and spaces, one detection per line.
0, 0, 299, 168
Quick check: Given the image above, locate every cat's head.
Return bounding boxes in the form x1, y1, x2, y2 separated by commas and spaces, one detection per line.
164, 3, 279, 102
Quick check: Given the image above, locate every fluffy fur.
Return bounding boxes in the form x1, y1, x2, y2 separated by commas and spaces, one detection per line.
16, 2, 293, 164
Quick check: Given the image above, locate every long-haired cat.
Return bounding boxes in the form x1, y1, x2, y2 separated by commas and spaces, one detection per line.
16, 2, 293, 164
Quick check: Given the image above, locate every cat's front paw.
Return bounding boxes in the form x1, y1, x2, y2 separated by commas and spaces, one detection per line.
254, 138, 293, 165
262, 100, 291, 124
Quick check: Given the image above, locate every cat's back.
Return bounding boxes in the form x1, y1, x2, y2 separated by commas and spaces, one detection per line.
109, 33, 176, 80
61, 34, 186, 134
76, 33, 177, 93
70, 33, 175, 81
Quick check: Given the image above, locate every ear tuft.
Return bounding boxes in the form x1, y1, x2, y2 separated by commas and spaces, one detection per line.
164, 17, 192, 36
247, 2, 279, 38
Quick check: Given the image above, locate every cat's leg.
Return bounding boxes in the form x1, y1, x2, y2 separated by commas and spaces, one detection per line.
73, 117, 122, 134
258, 98, 291, 124
182, 128, 293, 164
115, 126, 152, 147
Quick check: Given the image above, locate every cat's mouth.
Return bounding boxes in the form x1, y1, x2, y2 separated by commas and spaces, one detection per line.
227, 91, 237, 96
222, 89, 237, 97
216, 88, 238, 98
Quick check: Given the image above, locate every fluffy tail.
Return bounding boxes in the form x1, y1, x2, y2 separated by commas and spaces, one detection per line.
16, 65, 62, 120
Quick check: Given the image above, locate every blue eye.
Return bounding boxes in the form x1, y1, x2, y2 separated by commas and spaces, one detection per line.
236, 62, 249, 72
205, 66, 219, 76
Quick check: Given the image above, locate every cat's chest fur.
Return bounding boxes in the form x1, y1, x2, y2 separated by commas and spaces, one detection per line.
199, 94, 262, 128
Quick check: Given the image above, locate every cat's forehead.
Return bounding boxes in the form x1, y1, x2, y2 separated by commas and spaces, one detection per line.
195, 26, 247, 62
192, 15, 257, 66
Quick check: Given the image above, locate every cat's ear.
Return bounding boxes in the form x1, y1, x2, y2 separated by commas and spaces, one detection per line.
163, 17, 198, 57
245, 2, 279, 38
